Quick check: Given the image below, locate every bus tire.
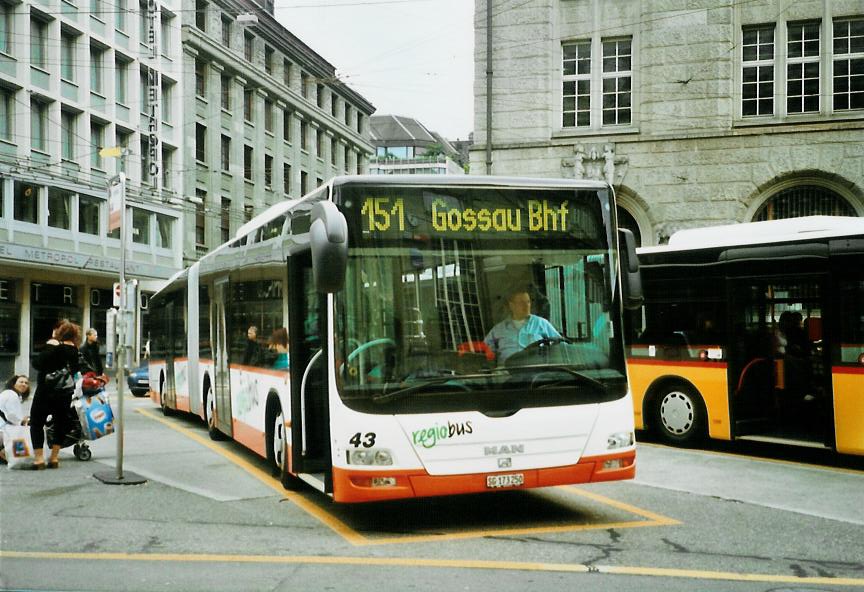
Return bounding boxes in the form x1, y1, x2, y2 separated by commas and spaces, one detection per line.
159, 375, 173, 417
204, 383, 227, 441
652, 382, 707, 446
266, 398, 299, 490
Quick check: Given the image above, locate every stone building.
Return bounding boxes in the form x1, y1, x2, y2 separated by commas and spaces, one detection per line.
471, 0, 864, 245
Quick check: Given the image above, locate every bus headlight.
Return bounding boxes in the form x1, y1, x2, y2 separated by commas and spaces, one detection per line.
348, 448, 394, 466
607, 431, 634, 449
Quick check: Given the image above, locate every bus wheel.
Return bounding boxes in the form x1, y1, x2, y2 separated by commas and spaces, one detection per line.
204, 385, 226, 441
159, 378, 172, 417
653, 383, 706, 445
268, 403, 299, 490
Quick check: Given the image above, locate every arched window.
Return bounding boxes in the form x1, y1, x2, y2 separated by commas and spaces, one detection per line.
617, 206, 642, 246
753, 185, 857, 221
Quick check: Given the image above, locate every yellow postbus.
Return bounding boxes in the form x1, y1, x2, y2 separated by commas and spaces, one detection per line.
627, 216, 864, 455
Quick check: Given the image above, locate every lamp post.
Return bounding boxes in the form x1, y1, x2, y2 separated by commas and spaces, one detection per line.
94, 147, 146, 486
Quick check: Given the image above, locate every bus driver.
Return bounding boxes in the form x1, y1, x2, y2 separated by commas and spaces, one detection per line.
484, 289, 561, 363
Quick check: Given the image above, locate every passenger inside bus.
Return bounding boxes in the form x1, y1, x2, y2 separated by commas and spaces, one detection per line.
484, 289, 561, 364
775, 311, 814, 404
242, 325, 262, 367
268, 327, 289, 370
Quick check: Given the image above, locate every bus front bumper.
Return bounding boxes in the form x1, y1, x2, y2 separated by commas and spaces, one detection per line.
331, 450, 635, 503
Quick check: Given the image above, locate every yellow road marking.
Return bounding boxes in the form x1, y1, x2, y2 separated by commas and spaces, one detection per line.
136, 407, 677, 546
638, 441, 864, 476
3, 551, 864, 586
136, 408, 366, 545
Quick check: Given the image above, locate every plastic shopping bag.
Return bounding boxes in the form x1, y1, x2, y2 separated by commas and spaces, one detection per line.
75, 393, 115, 440
2, 424, 35, 469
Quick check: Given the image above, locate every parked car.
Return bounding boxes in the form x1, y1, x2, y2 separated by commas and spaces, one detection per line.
127, 364, 150, 397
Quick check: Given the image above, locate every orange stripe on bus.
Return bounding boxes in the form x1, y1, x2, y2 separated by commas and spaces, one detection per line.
627, 358, 727, 369
833, 366, 864, 375
330, 451, 635, 504
232, 419, 266, 458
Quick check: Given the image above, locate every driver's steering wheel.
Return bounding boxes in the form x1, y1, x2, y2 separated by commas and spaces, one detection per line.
343, 338, 396, 383
505, 336, 570, 367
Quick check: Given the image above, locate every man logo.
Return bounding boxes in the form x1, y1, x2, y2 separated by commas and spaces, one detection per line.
484, 444, 525, 456
498, 458, 512, 468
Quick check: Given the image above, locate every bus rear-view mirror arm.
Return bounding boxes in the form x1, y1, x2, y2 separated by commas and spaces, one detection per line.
618, 228, 643, 310
310, 201, 349, 293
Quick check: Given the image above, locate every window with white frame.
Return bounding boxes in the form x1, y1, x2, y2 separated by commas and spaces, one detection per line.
741, 26, 776, 116
742, 18, 864, 118
562, 36, 632, 129
90, 45, 105, 94
115, 0, 126, 31
132, 207, 149, 244
602, 38, 632, 125
162, 147, 172, 189
115, 58, 128, 104
31, 17, 48, 69
833, 19, 864, 111
156, 213, 172, 248
30, 99, 48, 151
61, 110, 76, 160
264, 154, 273, 187
0, 4, 11, 55
786, 21, 820, 113
0, 87, 12, 141
161, 80, 173, 123
61, 33, 75, 81
79, 195, 100, 235
91, 122, 105, 169
48, 188, 71, 230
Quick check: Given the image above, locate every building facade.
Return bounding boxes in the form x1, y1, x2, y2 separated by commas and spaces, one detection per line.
471, 0, 864, 245
0, 0, 375, 377
181, 0, 375, 260
0, 0, 185, 376
369, 114, 465, 175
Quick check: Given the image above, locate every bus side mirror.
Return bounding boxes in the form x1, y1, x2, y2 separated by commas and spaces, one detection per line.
310, 201, 348, 293
618, 228, 643, 310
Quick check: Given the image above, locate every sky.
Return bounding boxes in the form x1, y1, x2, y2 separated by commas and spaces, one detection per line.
274, 0, 475, 141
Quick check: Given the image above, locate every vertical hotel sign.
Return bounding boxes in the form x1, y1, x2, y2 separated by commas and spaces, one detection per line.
146, 0, 160, 185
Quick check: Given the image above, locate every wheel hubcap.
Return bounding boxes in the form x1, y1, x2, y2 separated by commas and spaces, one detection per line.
660, 391, 694, 435
273, 410, 285, 470
207, 391, 215, 428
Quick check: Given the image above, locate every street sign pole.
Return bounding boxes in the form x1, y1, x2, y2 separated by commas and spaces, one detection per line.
95, 156, 145, 486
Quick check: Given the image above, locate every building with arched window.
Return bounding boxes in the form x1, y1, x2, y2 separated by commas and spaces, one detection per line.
471, 0, 864, 245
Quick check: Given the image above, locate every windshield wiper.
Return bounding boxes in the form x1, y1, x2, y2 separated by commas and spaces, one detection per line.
511, 364, 607, 392
372, 370, 508, 404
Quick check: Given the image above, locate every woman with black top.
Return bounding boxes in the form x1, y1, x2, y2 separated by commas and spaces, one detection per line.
30, 319, 81, 469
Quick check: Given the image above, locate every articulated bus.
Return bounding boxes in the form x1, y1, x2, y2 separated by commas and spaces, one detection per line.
148, 175, 642, 503
627, 216, 864, 455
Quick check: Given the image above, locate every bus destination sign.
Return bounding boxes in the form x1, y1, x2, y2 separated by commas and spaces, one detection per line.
360, 196, 573, 236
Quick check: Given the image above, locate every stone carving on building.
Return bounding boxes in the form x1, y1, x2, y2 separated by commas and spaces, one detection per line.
562, 143, 628, 186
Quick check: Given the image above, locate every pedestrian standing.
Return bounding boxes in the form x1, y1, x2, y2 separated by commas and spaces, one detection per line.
0, 375, 31, 465
29, 319, 81, 470
81, 328, 104, 376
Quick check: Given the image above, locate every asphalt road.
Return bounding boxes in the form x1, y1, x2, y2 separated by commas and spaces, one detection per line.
1, 395, 862, 592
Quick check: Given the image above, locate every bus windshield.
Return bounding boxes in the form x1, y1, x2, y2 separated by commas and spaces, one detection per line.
334, 184, 627, 415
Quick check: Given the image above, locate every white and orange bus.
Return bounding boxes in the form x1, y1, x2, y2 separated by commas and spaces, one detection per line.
627, 216, 864, 455
148, 175, 641, 502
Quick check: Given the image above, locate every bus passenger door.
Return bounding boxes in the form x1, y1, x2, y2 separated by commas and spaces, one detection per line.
212, 280, 233, 436
288, 252, 331, 484
163, 298, 176, 409
729, 276, 832, 445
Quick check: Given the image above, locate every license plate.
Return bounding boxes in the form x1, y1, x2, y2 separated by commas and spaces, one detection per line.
486, 473, 524, 489
137, 379, 148, 385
